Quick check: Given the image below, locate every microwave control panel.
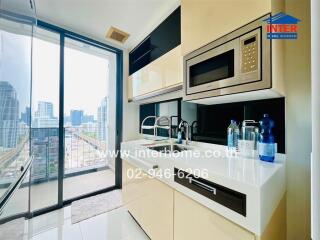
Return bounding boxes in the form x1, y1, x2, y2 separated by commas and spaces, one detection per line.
241, 33, 259, 73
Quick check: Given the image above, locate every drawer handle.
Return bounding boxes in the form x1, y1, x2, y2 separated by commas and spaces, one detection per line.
187, 177, 217, 195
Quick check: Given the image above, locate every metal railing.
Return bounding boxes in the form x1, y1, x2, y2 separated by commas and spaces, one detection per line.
0, 127, 109, 186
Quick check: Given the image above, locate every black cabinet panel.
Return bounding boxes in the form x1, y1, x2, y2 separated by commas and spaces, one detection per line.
129, 6, 181, 75
174, 168, 246, 216
150, 7, 181, 61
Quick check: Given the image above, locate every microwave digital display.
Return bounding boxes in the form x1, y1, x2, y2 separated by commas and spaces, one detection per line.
244, 36, 256, 45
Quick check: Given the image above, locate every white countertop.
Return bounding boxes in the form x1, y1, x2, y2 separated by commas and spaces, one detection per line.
121, 139, 286, 236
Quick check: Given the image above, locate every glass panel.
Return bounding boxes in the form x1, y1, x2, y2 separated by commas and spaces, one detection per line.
189, 50, 234, 87
63, 37, 116, 200
30, 27, 60, 211
0, 15, 32, 218
0, 170, 30, 218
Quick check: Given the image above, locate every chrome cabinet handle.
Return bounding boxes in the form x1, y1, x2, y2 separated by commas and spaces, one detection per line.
187, 176, 217, 195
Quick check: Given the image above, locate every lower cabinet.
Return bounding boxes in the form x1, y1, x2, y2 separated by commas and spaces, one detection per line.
122, 160, 174, 240
174, 191, 255, 240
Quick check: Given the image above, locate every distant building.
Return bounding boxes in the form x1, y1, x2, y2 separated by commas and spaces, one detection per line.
21, 107, 31, 126
81, 122, 97, 134
33, 118, 58, 128
33, 101, 58, 128
35, 102, 53, 119
31, 128, 59, 180
97, 97, 107, 141
82, 114, 94, 123
70, 110, 83, 126
0, 81, 19, 148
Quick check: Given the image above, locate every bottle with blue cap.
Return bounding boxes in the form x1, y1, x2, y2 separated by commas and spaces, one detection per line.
227, 119, 239, 150
258, 114, 275, 162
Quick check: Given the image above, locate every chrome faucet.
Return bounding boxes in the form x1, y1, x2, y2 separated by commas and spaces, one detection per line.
179, 120, 190, 145
154, 116, 172, 140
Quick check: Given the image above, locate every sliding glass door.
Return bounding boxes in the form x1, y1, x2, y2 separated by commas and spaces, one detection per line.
15, 22, 122, 215
0, 15, 33, 221
30, 27, 60, 212
63, 37, 117, 201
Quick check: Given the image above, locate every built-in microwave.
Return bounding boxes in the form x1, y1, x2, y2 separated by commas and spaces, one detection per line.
183, 14, 272, 104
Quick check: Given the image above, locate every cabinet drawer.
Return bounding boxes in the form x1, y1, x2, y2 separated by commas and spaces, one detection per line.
174, 191, 255, 240
174, 168, 246, 216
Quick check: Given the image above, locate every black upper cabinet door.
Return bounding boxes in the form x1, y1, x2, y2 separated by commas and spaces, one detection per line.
129, 37, 152, 75
150, 7, 181, 61
129, 6, 181, 75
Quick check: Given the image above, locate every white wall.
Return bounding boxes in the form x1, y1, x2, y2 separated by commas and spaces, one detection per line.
122, 51, 140, 141
285, 0, 311, 239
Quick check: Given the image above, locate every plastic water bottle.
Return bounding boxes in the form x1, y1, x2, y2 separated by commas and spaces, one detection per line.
227, 120, 239, 150
176, 131, 182, 144
258, 114, 275, 162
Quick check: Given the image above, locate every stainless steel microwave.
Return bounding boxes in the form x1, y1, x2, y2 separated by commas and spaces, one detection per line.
183, 14, 271, 102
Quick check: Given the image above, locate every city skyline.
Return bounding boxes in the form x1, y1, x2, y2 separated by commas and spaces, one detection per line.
31, 99, 108, 129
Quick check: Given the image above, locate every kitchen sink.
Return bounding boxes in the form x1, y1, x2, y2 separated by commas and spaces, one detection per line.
148, 145, 190, 153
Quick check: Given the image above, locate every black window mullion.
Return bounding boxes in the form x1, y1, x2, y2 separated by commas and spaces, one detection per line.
58, 33, 64, 207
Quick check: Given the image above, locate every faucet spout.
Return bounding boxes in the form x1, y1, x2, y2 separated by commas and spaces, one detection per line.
179, 120, 190, 145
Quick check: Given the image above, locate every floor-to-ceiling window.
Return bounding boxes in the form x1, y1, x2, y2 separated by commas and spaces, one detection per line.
0, 13, 33, 220
30, 27, 60, 212
63, 37, 116, 201
28, 22, 121, 212
0, 18, 122, 221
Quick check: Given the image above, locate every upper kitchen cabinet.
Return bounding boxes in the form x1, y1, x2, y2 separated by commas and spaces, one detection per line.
181, 0, 275, 55
129, 7, 181, 75
128, 6, 182, 101
129, 45, 182, 100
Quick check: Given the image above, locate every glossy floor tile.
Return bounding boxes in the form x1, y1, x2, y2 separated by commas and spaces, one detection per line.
23, 206, 149, 240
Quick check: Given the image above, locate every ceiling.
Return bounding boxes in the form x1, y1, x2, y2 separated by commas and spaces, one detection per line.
34, 0, 180, 50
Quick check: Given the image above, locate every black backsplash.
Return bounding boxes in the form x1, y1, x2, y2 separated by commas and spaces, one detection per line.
140, 98, 285, 153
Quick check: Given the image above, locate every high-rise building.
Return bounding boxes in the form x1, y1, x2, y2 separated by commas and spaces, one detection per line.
21, 107, 31, 126
35, 101, 54, 118
70, 110, 83, 126
31, 128, 59, 180
97, 97, 107, 141
82, 114, 94, 123
0, 81, 19, 148
33, 101, 58, 128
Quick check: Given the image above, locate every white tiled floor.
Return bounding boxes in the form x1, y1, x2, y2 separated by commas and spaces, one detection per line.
23, 206, 149, 240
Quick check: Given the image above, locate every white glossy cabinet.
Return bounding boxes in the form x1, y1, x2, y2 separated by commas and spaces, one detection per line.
128, 45, 182, 101
122, 160, 174, 240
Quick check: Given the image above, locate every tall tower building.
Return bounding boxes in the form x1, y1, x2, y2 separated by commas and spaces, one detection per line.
97, 97, 107, 141
21, 107, 31, 126
33, 101, 58, 128
0, 81, 19, 148
70, 110, 83, 126
35, 101, 53, 118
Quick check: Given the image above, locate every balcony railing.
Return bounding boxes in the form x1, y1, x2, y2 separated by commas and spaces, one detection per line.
1, 126, 109, 186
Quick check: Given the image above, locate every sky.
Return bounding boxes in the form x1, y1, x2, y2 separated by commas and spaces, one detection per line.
1, 25, 113, 119
1, 30, 32, 114
32, 36, 111, 118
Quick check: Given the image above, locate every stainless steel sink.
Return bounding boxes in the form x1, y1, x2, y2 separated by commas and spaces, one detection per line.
148, 145, 190, 153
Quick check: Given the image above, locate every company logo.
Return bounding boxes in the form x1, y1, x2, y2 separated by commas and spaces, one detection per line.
263, 12, 301, 39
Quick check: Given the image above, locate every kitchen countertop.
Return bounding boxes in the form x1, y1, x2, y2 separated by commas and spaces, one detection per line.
120, 139, 286, 236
